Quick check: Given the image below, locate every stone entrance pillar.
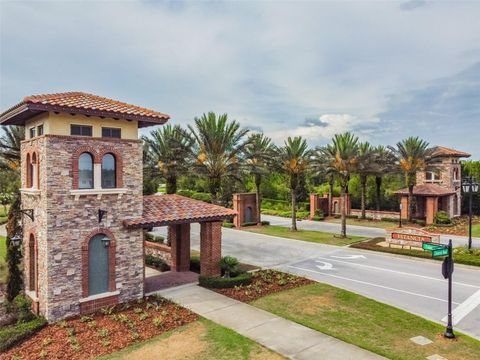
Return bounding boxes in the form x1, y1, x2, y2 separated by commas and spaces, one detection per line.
200, 221, 222, 276
400, 196, 408, 219
169, 223, 191, 272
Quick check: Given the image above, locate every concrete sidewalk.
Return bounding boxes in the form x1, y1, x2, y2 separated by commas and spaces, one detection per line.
158, 284, 386, 360
0, 224, 6, 237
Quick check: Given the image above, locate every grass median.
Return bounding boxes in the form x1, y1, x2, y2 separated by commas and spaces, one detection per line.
252, 283, 480, 360
351, 237, 480, 267
0, 236, 6, 283
241, 225, 366, 246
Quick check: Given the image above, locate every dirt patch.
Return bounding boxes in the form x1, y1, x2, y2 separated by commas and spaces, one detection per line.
116, 322, 207, 360
212, 270, 314, 303
2, 296, 198, 360
250, 349, 285, 360
293, 294, 334, 315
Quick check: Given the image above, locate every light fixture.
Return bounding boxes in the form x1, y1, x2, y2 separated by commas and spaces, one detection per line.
11, 233, 22, 247
101, 236, 111, 247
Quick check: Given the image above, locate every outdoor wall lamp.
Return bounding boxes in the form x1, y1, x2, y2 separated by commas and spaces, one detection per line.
11, 233, 22, 247
462, 176, 479, 249
19, 209, 34, 222
101, 236, 111, 248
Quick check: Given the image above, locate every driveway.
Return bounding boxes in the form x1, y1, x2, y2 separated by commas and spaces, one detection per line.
152, 222, 480, 340
262, 214, 480, 248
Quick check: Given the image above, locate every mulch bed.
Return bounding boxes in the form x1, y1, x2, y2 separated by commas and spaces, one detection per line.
212, 270, 314, 303
424, 216, 480, 236
2, 296, 198, 360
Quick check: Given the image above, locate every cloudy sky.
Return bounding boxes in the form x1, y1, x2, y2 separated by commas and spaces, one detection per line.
1, 0, 479, 157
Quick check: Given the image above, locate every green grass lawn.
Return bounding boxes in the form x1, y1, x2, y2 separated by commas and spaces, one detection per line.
242, 225, 366, 246
0, 206, 8, 225
0, 236, 6, 284
253, 283, 480, 360
473, 224, 480, 237
351, 238, 480, 267
325, 217, 399, 230
99, 319, 283, 360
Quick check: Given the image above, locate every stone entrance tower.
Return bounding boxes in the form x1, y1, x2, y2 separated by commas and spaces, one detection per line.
0, 92, 169, 321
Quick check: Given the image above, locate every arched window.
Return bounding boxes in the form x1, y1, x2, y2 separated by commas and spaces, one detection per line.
29, 234, 37, 292
101, 153, 116, 189
31, 153, 38, 189
26, 153, 32, 188
88, 234, 110, 296
78, 153, 94, 189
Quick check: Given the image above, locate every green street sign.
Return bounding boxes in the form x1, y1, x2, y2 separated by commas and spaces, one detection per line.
422, 242, 445, 251
432, 248, 449, 257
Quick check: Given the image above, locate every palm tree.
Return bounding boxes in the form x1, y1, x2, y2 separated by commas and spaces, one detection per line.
320, 132, 359, 237
188, 112, 249, 204
356, 142, 376, 219
143, 125, 193, 194
243, 133, 274, 224
277, 136, 312, 231
389, 137, 432, 222
0, 126, 23, 172
371, 146, 397, 211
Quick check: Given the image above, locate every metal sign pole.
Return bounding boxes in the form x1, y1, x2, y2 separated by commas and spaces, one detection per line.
444, 239, 455, 339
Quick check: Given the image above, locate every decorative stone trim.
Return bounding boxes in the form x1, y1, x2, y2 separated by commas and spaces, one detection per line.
81, 228, 117, 298
20, 188, 41, 196
79, 293, 119, 315
70, 188, 128, 200
79, 290, 120, 303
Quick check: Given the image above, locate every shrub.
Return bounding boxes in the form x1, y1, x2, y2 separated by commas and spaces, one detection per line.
241, 222, 257, 227
0, 316, 47, 352
222, 221, 235, 228
11, 295, 35, 324
144, 233, 165, 244
219, 256, 239, 278
191, 193, 212, 203
312, 215, 324, 221
199, 272, 252, 289
177, 189, 194, 198
260, 220, 270, 226
346, 214, 359, 219
145, 255, 170, 272
190, 255, 201, 273
434, 211, 452, 225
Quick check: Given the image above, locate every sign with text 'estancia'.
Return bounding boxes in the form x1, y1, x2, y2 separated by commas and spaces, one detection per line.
387, 228, 440, 248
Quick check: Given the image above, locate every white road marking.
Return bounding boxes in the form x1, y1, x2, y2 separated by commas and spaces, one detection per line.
288, 265, 460, 305
315, 261, 334, 270
330, 254, 366, 260
442, 288, 480, 325
316, 257, 480, 289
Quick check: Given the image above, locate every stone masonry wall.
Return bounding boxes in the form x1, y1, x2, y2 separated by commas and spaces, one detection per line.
43, 135, 144, 321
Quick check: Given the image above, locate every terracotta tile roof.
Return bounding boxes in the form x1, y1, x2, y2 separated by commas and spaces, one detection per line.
396, 183, 456, 196
431, 146, 470, 158
124, 194, 237, 228
0, 92, 169, 127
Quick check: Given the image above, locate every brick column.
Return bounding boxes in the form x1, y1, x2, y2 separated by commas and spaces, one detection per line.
310, 194, 319, 219
426, 196, 438, 225
400, 196, 408, 219
200, 221, 222, 277
169, 223, 191, 272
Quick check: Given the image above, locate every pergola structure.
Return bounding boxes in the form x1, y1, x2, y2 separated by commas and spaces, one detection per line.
124, 194, 237, 278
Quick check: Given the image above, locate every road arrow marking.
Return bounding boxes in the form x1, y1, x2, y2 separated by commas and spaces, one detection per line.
315, 261, 334, 270
330, 255, 366, 260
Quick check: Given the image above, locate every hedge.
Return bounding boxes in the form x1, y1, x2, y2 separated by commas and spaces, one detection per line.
145, 233, 165, 244
145, 255, 170, 272
262, 198, 309, 212
190, 255, 201, 273
0, 316, 47, 352
222, 221, 235, 228
199, 272, 252, 289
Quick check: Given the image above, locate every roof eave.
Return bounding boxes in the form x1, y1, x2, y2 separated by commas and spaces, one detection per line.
123, 214, 235, 229
0, 103, 44, 126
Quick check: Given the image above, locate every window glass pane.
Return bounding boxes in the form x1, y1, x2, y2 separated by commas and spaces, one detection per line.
102, 127, 121, 138
79, 153, 94, 189
81, 126, 92, 136
101, 154, 116, 188
37, 125, 44, 136
71, 125, 92, 136
71, 125, 81, 136
29, 127, 36, 138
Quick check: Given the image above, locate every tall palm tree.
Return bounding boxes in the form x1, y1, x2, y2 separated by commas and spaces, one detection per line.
371, 146, 397, 211
389, 137, 432, 222
356, 142, 376, 219
143, 125, 193, 194
277, 136, 312, 231
320, 132, 359, 237
0, 126, 23, 172
243, 133, 274, 224
188, 112, 249, 204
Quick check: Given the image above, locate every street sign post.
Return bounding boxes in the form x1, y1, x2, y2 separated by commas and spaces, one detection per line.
422, 240, 455, 339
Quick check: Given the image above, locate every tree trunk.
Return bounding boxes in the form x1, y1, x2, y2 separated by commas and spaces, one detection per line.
408, 185, 414, 223
375, 176, 382, 211
255, 174, 262, 225
360, 175, 367, 219
340, 184, 347, 238
291, 189, 297, 231
166, 176, 177, 194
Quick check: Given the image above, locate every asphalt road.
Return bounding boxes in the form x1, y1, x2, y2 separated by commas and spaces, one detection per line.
153, 220, 480, 340
261, 214, 480, 248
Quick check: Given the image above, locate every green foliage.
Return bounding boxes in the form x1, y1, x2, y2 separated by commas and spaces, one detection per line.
176, 190, 212, 203
144, 233, 165, 244
434, 210, 452, 225
143, 177, 159, 196
145, 255, 170, 272
222, 221, 235, 228
240, 222, 257, 227
0, 316, 47, 352
219, 256, 239, 278
11, 295, 35, 323
260, 220, 270, 226
6, 195, 23, 302
199, 272, 252, 289
190, 255, 201, 273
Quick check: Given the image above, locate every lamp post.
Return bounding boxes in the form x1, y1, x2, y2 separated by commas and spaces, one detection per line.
462, 176, 479, 250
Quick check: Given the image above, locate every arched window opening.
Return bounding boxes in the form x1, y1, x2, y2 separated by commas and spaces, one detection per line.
26, 153, 32, 188
101, 153, 116, 189
29, 234, 37, 292
79, 153, 94, 189
88, 234, 110, 296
